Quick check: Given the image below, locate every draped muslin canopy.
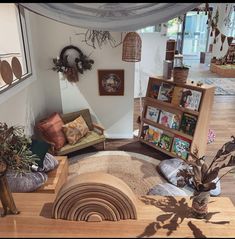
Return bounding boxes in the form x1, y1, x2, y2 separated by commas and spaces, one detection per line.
19, 3, 201, 31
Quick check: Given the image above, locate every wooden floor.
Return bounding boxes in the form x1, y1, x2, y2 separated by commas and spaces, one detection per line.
1, 194, 235, 238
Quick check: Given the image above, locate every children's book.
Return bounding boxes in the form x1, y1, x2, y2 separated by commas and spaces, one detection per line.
144, 125, 163, 145
158, 133, 173, 151
149, 83, 160, 99
145, 106, 160, 122
170, 113, 181, 130
180, 113, 197, 136
157, 83, 174, 103
180, 89, 202, 111
171, 86, 184, 106
159, 110, 180, 129
172, 135, 191, 160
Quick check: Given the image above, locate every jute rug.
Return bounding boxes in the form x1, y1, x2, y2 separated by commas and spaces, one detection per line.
68, 151, 166, 195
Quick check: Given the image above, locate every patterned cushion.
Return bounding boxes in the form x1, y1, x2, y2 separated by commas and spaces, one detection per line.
37, 112, 66, 150
62, 116, 89, 145
42, 153, 59, 172
158, 158, 192, 187
6, 171, 48, 192
147, 183, 190, 196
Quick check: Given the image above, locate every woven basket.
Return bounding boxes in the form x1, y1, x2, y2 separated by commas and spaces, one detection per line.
173, 67, 189, 84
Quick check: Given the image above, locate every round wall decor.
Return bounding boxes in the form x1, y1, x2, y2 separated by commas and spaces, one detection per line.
0, 60, 13, 85
11, 57, 22, 79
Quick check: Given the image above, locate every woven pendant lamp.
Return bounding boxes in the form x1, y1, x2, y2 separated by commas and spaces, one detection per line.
122, 32, 142, 62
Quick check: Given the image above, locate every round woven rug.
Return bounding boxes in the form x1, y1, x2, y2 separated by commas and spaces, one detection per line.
68, 151, 166, 195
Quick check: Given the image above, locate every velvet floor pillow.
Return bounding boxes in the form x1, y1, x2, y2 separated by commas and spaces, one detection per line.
6, 171, 48, 192
147, 182, 193, 197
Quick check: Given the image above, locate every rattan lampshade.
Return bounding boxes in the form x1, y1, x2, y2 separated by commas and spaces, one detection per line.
122, 32, 142, 62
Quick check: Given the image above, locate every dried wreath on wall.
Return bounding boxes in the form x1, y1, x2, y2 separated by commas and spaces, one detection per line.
52, 45, 94, 82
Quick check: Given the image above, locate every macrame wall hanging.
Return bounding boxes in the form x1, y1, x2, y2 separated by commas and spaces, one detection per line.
52, 45, 94, 82
76, 30, 123, 49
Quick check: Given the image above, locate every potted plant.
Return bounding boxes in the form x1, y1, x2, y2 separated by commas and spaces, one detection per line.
0, 122, 49, 193
177, 136, 235, 219
173, 63, 190, 84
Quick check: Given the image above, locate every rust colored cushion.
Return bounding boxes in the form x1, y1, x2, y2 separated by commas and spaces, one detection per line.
37, 112, 66, 150
62, 116, 89, 145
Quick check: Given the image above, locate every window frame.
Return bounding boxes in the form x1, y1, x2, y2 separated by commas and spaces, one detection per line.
0, 3, 32, 95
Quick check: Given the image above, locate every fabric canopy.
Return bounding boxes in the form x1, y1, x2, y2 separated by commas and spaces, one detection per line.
19, 3, 201, 32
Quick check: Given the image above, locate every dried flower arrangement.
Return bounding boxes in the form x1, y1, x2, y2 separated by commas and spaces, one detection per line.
0, 123, 39, 175
177, 136, 235, 193
177, 136, 235, 218
52, 45, 94, 82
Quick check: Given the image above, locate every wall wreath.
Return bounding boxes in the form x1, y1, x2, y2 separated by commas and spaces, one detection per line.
52, 45, 94, 82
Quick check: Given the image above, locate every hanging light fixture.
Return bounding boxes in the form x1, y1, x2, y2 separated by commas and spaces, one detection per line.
122, 32, 142, 62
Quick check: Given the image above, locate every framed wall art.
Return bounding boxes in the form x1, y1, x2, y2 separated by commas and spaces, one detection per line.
98, 69, 124, 96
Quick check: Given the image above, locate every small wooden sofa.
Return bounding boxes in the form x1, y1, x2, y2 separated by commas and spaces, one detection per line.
38, 109, 106, 156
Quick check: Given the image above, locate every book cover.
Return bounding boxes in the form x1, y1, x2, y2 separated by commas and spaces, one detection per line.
180, 113, 197, 136
159, 110, 175, 128
144, 125, 163, 145
149, 83, 160, 99
172, 135, 191, 160
171, 86, 184, 106
145, 106, 160, 122
180, 89, 202, 111
157, 83, 174, 103
170, 113, 181, 130
158, 133, 173, 151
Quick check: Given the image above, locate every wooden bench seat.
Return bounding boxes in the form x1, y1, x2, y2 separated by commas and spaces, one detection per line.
35, 156, 68, 194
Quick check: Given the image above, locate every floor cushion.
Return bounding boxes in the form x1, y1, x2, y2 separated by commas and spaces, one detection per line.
41, 153, 59, 172
6, 171, 48, 192
158, 157, 191, 187
147, 182, 193, 196
210, 177, 221, 196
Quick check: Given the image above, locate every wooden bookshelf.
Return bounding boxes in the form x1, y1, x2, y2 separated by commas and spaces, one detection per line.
138, 77, 215, 160
165, 39, 176, 68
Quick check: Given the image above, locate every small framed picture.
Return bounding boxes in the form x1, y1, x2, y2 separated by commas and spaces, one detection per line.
98, 69, 124, 96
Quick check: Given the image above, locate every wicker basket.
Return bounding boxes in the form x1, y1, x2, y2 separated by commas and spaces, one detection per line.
173, 67, 189, 84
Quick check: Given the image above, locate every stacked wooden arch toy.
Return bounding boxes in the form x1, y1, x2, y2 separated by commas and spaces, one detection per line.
52, 172, 139, 222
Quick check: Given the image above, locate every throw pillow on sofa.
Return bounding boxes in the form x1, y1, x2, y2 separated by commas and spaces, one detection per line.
62, 115, 89, 145
37, 112, 66, 150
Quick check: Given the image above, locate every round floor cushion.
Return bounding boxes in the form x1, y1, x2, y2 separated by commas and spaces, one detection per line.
6, 171, 48, 192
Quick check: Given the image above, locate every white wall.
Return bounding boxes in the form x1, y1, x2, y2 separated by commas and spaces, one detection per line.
134, 32, 167, 98
28, 13, 135, 138
0, 7, 48, 136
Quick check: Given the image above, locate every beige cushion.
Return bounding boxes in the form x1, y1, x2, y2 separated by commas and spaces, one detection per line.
62, 116, 89, 145
56, 131, 105, 155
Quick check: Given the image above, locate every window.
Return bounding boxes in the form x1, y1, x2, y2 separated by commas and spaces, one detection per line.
138, 24, 161, 33
0, 3, 32, 94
